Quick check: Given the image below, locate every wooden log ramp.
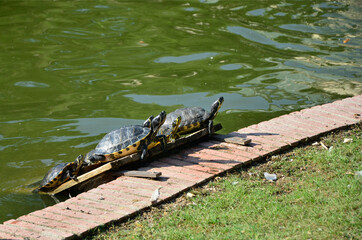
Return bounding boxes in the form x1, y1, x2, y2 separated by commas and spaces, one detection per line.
38, 123, 251, 196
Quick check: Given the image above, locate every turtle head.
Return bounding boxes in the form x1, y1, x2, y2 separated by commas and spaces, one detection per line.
73, 154, 84, 173
83, 150, 95, 166
170, 116, 182, 139
151, 111, 166, 133
143, 115, 154, 128
210, 96, 224, 120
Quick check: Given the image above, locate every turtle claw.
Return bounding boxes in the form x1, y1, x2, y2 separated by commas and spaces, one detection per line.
140, 146, 148, 161
70, 175, 78, 181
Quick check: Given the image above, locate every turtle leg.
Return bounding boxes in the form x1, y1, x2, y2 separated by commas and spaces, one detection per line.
140, 141, 148, 161
67, 170, 78, 181
157, 135, 168, 152
208, 120, 214, 136
90, 154, 106, 163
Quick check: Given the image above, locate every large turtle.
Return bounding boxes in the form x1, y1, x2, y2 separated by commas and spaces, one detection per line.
84, 111, 167, 165
165, 96, 224, 136
38, 154, 84, 191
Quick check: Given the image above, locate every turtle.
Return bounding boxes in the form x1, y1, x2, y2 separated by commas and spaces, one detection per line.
38, 154, 84, 191
144, 113, 182, 143
84, 111, 167, 164
165, 96, 224, 136
157, 116, 182, 143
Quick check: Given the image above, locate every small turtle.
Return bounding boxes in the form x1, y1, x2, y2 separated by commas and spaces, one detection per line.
85, 111, 167, 164
144, 114, 182, 143
38, 154, 84, 191
157, 116, 182, 142
165, 96, 224, 136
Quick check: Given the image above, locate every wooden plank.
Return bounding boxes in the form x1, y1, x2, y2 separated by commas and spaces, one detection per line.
39, 163, 113, 195
40, 123, 223, 195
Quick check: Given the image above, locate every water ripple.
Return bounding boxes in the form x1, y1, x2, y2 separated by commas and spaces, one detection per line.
227, 26, 315, 52
155, 52, 219, 63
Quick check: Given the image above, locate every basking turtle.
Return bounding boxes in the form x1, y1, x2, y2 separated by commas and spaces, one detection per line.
165, 96, 224, 136
38, 154, 84, 191
144, 114, 182, 143
157, 116, 182, 142
85, 111, 167, 164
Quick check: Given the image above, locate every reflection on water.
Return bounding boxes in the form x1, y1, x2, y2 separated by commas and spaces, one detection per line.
0, 0, 361, 222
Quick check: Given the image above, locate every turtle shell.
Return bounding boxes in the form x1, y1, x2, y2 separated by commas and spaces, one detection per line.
164, 97, 224, 134
38, 162, 74, 190
165, 97, 223, 134
91, 125, 151, 162
165, 107, 208, 134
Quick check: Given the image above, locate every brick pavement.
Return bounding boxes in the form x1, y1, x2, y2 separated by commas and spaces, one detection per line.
1, 95, 361, 239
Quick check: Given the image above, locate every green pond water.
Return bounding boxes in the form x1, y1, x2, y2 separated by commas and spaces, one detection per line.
0, 0, 361, 222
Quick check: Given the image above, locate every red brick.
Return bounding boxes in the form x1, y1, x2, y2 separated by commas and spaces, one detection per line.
199, 140, 269, 160
30, 208, 100, 232
159, 157, 223, 175
318, 106, 361, 122
178, 148, 241, 167
288, 111, 333, 128
275, 115, 321, 134
45, 204, 117, 227
0, 223, 43, 239
137, 165, 204, 183
214, 142, 275, 162
52, 201, 121, 223
193, 142, 261, 161
193, 147, 252, 164
301, 111, 348, 127
298, 109, 347, 128
172, 153, 235, 171
332, 101, 362, 112
18, 214, 84, 235
254, 119, 314, 140
224, 130, 291, 149
4, 219, 72, 239
108, 177, 182, 196
323, 104, 362, 120
246, 122, 296, 139
0, 230, 20, 240
90, 186, 152, 202
111, 180, 181, 202
149, 160, 213, 179
241, 125, 300, 145
269, 116, 326, 139
269, 120, 315, 139
115, 176, 191, 194
94, 180, 179, 203
78, 191, 149, 210
67, 196, 129, 213
316, 101, 361, 115
222, 133, 288, 152
301, 107, 354, 124
96, 185, 151, 201
2, 220, 66, 240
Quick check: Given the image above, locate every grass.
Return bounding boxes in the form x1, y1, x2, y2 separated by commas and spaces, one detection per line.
88, 124, 361, 240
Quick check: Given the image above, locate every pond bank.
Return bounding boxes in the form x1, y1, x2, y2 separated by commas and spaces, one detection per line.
0, 95, 361, 240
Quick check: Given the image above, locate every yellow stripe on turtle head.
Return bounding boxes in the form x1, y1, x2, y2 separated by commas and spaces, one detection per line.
169, 116, 182, 140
